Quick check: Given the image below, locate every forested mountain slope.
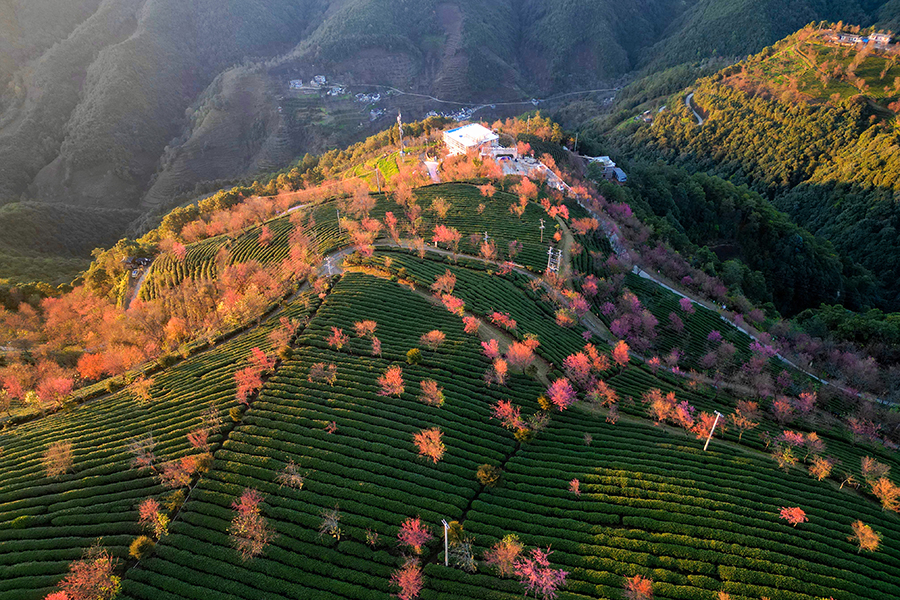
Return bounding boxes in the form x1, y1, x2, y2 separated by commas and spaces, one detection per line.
602, 26, 900, 311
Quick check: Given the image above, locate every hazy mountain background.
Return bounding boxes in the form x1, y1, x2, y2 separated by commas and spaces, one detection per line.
0, 0, 898, 284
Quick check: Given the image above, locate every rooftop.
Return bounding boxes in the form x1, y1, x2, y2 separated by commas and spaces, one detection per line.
444, 123, 499, 147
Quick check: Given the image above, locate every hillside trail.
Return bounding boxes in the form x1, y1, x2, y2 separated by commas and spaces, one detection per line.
123, 267, 150, 309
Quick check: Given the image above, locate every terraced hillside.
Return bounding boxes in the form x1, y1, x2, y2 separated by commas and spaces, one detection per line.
3, 177, 900, 600
0, 292, 321, 599
119, 269, 900, 600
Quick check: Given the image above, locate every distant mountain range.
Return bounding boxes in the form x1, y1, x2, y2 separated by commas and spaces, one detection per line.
1, 0, 898, 218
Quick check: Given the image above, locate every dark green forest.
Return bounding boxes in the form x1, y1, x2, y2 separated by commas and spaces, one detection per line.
602, 72, 900, 310
591, 164, 881, 315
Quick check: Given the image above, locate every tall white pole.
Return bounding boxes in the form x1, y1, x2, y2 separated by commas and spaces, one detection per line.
441, 519, 449, 567
703, 411, 723, 451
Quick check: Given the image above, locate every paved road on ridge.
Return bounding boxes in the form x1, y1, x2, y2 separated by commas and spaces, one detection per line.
686, 92, 705, 125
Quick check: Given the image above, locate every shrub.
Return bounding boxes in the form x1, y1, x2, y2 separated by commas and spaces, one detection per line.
406, 348, 422, 365
476, 464, 503, 487
129, 536, 156, 560
105, 378, 124, 393
43, 441, 74, 478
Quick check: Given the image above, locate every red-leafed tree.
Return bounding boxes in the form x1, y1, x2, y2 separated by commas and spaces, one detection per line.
506, 340, 537, 370
172, 242, 188, 262
326, 327, 349, 351
413, 428, 445, 463
481, 339, 501, 360
391, 561, 424, 600
187, 427, 209, 451
378, 366, 405, 397
692, 412, 721, 440
420, 330, 446, 351
569, 478, 581, 496
384, 211, 401, 243
623, 574, 654, 600
235, 366, 263, 406
612, 341, 630, 371
419, 379, 445, 407
158, 455, 199, 488
463, 316, 480, 335
779, 506, 808, 527
485, 358, 509, 387
138, 498, 169, 539
729, 400, 759, 441
398, 516, 433, 554
258, 225, 273, 247
431, 270, 457, 295
546, 378, 577, 411
492, 399, 525, 430
432, 225, 461, 255
484, 534, 523, 577
48, 545, 121, 600
76, 353, 106, 381
490, 311, 517, 331
354, 320, 378, 339
513, 546, 568, 600
441, 294, 465, 316
562, 352, 592, 388
229, 488, 275, 560
644, 389, 677, 425
478, 183, 497, 197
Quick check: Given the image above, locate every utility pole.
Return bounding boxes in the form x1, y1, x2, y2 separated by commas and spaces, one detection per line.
483, 231, 490, 243
573, 131, 579, 154
336, 209, 342, 232
374, 167, 382, 193
441, 519, 450, 567
547, 246, 561, 273
703, 411, 724, 451
539, 218, 545, 243
397, 110, 404, 155
325, 256, 334, 277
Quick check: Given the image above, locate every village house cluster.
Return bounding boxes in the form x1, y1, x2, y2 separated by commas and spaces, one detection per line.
822, 29, 895, 50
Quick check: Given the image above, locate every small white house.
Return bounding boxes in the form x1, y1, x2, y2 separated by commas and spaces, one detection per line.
289, 79, 303, 89
871, 33, 893, 46
312, 75, 327, 87
443, 123, 500, 156
585, 156, 616, 176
